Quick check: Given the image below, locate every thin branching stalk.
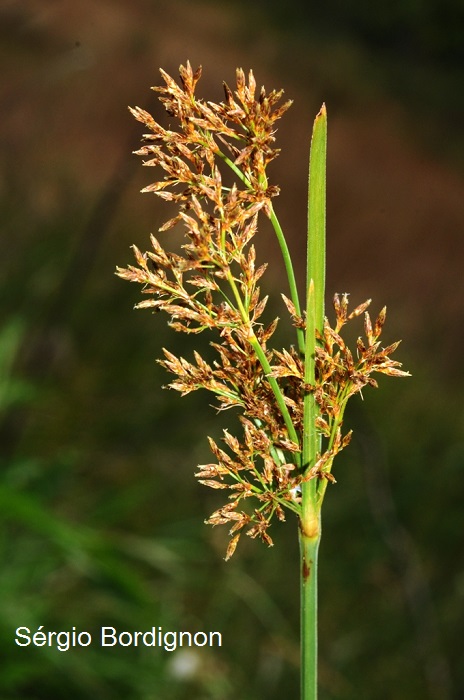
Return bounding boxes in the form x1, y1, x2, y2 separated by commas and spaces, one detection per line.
224, 266, 300, 446
217, 147, 304, 354
269, 204, 305, 355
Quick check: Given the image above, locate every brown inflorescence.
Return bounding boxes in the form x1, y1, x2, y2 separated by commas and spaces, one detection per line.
117, 63, 409, 559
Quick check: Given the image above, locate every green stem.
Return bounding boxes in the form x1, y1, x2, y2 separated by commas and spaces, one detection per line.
269, 204, 305, 356
299, 524, 320, 700
226, 270, 300, 451
216, 149, 303, 351
315, 387, 350, 507
300, 104, 327, 700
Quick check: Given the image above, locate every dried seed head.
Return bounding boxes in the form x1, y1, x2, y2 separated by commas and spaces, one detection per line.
225, 534, 241, 561
117, 63, 409, 560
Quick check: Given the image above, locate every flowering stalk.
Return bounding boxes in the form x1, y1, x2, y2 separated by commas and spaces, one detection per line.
116, 62, 410, 697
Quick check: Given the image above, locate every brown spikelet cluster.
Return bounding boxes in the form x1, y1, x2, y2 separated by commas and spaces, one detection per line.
116, 62, 409, 559
303, 294, 410, 483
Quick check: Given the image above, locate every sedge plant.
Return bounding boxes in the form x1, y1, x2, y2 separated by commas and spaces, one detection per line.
116, 62, 410, 699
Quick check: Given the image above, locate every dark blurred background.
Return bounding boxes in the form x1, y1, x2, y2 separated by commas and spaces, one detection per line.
1, 1, 463, 698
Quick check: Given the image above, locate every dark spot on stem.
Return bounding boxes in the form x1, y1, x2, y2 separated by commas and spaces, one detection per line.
302, 559, 310, 582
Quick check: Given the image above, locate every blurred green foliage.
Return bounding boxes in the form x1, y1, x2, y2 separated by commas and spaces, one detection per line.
1, 218, 462, 697
1, 1, 463, 698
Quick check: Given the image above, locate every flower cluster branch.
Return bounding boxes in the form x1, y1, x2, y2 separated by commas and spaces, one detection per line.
117, 62, 409, 559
